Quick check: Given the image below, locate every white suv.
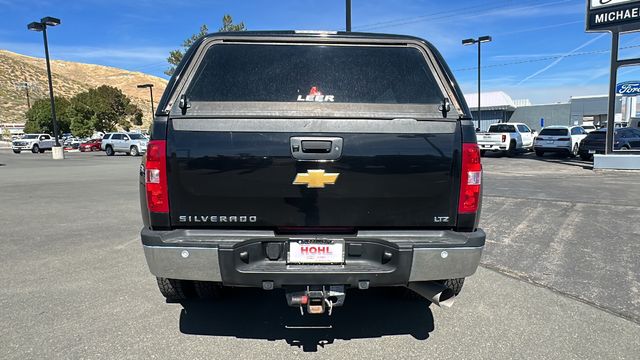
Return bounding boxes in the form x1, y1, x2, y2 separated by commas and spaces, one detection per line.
534, 126, 588, 157
101, 132, 148, 156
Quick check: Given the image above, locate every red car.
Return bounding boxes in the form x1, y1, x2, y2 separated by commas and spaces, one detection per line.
79, 139, 102, 152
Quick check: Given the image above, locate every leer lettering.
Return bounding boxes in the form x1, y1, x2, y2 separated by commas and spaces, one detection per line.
296, 95, 335, 102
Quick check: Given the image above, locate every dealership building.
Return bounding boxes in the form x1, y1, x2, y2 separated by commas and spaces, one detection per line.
0, 123, 25, 138
464, 91, 626, 131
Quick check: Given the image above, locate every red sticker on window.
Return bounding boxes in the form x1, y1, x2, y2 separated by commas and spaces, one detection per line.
309, 86, 322, 96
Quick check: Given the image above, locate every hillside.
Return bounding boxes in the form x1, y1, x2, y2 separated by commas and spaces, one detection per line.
0, 50, 167, 127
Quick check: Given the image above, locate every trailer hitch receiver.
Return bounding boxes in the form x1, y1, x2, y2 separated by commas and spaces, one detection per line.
285, 285, 346, 315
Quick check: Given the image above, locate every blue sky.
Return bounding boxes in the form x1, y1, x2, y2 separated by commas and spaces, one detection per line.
3, 0, 640, 103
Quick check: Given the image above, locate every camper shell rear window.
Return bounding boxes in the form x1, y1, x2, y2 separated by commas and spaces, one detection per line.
184, 43, 445, 105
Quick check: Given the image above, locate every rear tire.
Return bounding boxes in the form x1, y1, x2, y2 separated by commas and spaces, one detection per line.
480, 150, 486, 156
13, 150, 20, 154
130, 146, 139, 157
506, 141, 517, 157
569, 144, 578, 158
443, 278, 465, 296
193, 281, 223, 300
32, 144, 39, 154
105, 145, 114, 156
535, 150, 544, 157
156, 277, 192, 301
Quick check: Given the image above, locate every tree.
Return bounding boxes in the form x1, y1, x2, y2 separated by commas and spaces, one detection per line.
165, 24, 208, 77
24, 97, 71, 135
165, 15, 245, 76
219, 14, 246, 32
67, 85, 143, 137
2, 128, 11, 141
67, 104, 94, 138
127, 103, 144, 127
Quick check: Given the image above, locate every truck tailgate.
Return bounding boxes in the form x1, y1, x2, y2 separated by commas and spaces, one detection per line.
166, 118, 459, 229
477, 133, 504, 145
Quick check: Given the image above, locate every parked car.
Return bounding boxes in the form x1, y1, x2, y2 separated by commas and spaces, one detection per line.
578, 128, 640, 160
64, 137, 82, 149
582, 121, 597, 133
534, 126, 588, 157
139, 31, 485, 314
79, 139, 102, 152
11, 134, 55, 154
477, 123, 535, 156
101, 132, 148, 156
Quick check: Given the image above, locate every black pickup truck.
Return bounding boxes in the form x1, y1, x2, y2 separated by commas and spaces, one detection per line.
140, 31, 485, 315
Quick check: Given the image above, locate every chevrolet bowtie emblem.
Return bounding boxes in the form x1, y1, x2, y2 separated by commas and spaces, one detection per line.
293, 170, 340, 188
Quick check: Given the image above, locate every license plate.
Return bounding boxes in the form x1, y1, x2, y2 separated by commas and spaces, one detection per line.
483, 135, 491, 139
546, 140, 554, 144
288, 240, 344, 264
589, 150, 596, 154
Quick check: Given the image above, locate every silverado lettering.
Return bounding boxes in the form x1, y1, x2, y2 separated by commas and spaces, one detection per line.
178, 215, 258, 223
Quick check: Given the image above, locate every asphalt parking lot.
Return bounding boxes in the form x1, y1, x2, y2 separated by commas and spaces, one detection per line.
1, 149, 639, 359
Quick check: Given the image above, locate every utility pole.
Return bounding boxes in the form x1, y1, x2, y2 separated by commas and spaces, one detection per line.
15, 78, 32, 109
346, 0, 352, 32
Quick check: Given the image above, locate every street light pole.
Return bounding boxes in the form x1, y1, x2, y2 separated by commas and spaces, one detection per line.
477, 40, 481, 130
149, 86, 154, 115
462, 36, 492, 131
137, 84, 155, 121
28, 16, 62, 159
42, 24, 60, 148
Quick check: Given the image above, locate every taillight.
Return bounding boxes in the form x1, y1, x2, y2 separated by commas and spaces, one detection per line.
459, 143, 482, 214
501, 134, 506, 142
145, 140, 169, 213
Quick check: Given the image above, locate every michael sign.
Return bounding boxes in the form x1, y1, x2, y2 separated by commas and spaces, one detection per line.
587, 0, 640, 31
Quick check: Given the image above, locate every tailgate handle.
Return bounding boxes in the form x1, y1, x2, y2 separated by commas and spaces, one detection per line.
290, 137, 343, 161
301, 140, 331, 153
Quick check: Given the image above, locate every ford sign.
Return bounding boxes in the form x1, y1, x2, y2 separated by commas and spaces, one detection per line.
616, 81, 640, 95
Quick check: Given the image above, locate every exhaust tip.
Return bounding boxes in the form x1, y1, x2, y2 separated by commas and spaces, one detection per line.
432, 287, 455, 308
407, 281, 456, 308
